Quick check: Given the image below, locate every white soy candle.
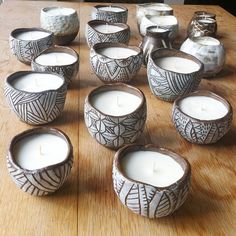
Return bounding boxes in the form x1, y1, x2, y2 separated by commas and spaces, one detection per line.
179, 95, 228, 120
15, 31, 50, 40
155, 56, 200, 73
97, 47, 138, 59
121, 150, 184, 187
13, 133, 69, 170
194, 36, 220, 46
11, 73, 64, 92
149, 15, 177, 26
35, 52, 77, 66
91, 90, 142, 116
98, 6, 124, 12
45, 7, 75, 16
94, 24, 124, 34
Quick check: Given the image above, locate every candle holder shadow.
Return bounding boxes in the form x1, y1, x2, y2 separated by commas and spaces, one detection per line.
7, 127, 73, 196
112, 144, 191, 218
172, 90, 233, 144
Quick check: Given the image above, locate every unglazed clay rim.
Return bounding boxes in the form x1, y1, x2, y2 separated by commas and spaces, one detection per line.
92, 42, 142, 60
5, 71, 66, 94
150, 48, 203, 75
41, 6, 76, 16
32, 45, 79, 68
8, 127, 73, 173
10, 28, 54, 42
146, 15, 178, 27
94, 5, 128, 13
188, 36, 223, 47
173, 90, 233, 123
86, 83, 146, 118
114, 143, 191, 190
87, 20, 130, 35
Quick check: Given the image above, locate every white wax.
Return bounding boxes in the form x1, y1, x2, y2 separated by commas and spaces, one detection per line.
94, 24, 124, 34
13, 133, 69, 170
144, 4, 172, 11
149, 15, 177, 26
97, 47, 138, 59
198, 19, 215, 24
91, 90, 142, 116
15, 31, 50, 40
179, 96, 228, 120
121, 150, 184, 187
155, 56, 200, 73
98, 6, 124, 12
149, 27, 168, 33
45, 7, 75, 16
194, 37, 220, 46
12, 73, 63, 93
35, 52, 77, 66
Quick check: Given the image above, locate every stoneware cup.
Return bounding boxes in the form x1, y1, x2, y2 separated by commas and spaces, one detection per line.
32, 46, 79, 85
86, 20, 130, 47
7, 127, 73, 196
40, 7, 79, 45
172, 90, 233, 144
9, 28, 54, 65
84, 84, 147, 149
90, 42, 143, 83
113, 144, 191, 218
147, 48, 203, 102
91, 5, 128, 23
4, 71, 67, 125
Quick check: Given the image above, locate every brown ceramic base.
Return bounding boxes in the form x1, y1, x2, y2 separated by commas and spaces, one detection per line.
54, 31, 78, 46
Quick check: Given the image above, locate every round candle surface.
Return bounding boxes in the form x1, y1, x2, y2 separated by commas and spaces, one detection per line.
198, 19, 215, 24
194, 37, 220, 46
35, 52, 77, 66
15, 31, 50, 40
149, 15, 177, 26
91, 90, 142, 116
45, 7, 75, 16
98, 6, 124, 12
149, 27, 168, 33
121, 150, 184, 187
155, 56, 200, 73
13, 133, 69, 170
97, 47, 138, 59
179, 96, 228, 120
94, 24, 124, 34
11, 73, 63, 92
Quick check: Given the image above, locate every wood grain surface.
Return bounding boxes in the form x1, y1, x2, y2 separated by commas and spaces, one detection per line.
0, 1, 235, 236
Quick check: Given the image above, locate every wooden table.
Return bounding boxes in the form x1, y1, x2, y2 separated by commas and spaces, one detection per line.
0, 1, 235, 235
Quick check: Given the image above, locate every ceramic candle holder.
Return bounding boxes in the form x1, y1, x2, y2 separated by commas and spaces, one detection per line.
9, 28, 54, 64
172, 90, 233, 144
32, 46, 79, 85
4, 71, 67, 125
7, 127, 73, 196
180, 36, 225, 78
40, 7, 79, 45
90, 42, 143, 83
84, 84, 147, 149
113, 144, 191, 218
91, 5, 128, 23
147, 48, 203, 102
86, 20, 130, 47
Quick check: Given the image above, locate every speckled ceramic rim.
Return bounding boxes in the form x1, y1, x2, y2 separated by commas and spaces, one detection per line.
8, 127, 73, 173
150, 48, 203, 75
173, 90, 233, 123
114, 143, 191, 190
41, 6, 76, 16
189, 36, 222, 47
6, 71, 66, 94
87, 83, 146, 118
32, 45, 79, 67
10, 28, 53, 42
87, 20, 130, 34
92, 42, 142, 60
94, 5, 128, 13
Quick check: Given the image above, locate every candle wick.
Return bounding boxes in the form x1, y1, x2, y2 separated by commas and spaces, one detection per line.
39, 145, 44, 156
35, 78, 40, 87
153, 162, 158, 173
116, 96, 121, 107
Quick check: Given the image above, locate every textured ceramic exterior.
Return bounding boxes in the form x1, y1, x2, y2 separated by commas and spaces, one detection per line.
86, 20, 130, 47
84, 84, 147, 149
9, 28, 54, 65
90, 43, 143, 83
180, 37, 225, 78
4, 71, 67, 125
91, 5, 128, 23
32, 46, 79, 85
113, 144, 191, 218
40, 7, 79, 45
147, 48, 203, 102
172, 90, 233, 144
7, 128, 73, 196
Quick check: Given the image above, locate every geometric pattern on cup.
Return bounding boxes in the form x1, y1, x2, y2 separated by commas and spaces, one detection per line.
91, 10, 128, 23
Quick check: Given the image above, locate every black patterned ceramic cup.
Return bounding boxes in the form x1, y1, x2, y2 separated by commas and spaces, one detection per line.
90, 42, 143, 83
4, 71, 67, 125
147, 48, 203, 102
9, 28, 54, 64
7, 127, 73, 196
91, 5, 128, 23
172, 90, 233, 144
113, 144, 191, 218
84, 84, 147, 149
86, 20, 130, 47
32, 46, 79, 85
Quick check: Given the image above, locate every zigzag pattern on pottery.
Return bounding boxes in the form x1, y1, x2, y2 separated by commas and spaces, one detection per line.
92, 11, 127, 23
